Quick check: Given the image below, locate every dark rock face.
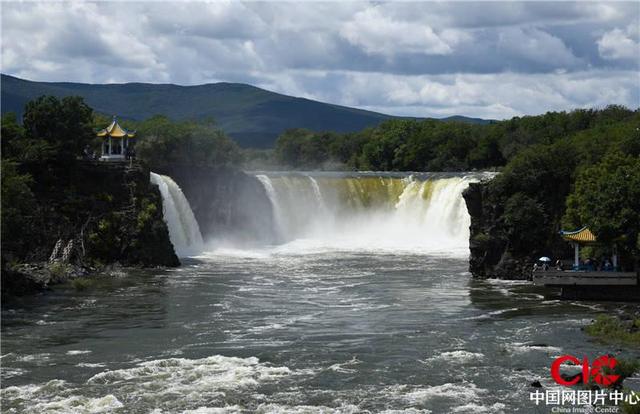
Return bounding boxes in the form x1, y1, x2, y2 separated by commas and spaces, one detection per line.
464, 182, 531, 280
464, 180, 574, 280
2, 160, 179, 299
466, 177, 585, 281
1, 265, 50, 298
161, 166, 275, 245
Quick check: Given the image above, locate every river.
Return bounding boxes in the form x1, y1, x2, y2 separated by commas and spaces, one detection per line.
1, 172, 637, 413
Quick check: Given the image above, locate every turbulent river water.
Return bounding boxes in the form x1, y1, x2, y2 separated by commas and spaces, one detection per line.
2, 172, 638, 413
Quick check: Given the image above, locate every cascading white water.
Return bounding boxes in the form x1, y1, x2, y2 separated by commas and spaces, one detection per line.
255, 174, 287, 240
150, 172, 204, 257
251, 173, 489, 254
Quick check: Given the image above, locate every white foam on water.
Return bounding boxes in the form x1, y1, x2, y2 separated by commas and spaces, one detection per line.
178, 406, 243, 414
195, 247, 272, 260
421, 350, 485, 365
76, 363, 106, 368
1, 379, 67, 396
66, 350, 92, 356
402, 382, 487, 404
327, 356, 362, 374
88, 355, 291, 389
15, 353, 51, 363
465, 307, 523, 321
255, 403, 361, 413
484, 279, 531, 286
1, 380, 70, 412
451, 402, 506, 413
35, 319, 55, 325
0, 367, 27, 379
3, 355, 298, 413
31, 394, 123, 414
507, 342, 563, 355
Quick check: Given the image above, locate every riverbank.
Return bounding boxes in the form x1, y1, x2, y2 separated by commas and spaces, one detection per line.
1, 261, 175, 305
585, 312, 640, 347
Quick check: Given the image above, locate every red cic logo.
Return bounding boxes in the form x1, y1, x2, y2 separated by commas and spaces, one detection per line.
551, 355, 620, 387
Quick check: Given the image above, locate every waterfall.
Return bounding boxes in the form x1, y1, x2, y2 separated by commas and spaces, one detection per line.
255, 174, 287, 241
249, 172, 491, 254
150, 172, 204, 257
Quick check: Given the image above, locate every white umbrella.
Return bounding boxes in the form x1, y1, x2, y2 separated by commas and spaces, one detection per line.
538, 257, 551, 262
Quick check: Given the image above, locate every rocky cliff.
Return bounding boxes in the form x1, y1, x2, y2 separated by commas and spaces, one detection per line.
2, 160, 179, 300
464, 182, 529, 279
463, 181, 570, 280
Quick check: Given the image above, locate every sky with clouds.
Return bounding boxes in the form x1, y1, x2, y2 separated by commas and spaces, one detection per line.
1, 1, 639, 119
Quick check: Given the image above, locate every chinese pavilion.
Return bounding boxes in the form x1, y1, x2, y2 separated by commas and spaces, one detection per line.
560, 226, 619, 270
97, 116, 136, 161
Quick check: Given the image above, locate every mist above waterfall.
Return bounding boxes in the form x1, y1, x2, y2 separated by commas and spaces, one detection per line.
209, 172, 492, 256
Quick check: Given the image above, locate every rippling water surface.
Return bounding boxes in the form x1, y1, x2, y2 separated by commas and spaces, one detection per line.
2, 247, 637, 413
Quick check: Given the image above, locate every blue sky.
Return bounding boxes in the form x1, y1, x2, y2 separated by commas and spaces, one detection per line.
2, 1, 639, 119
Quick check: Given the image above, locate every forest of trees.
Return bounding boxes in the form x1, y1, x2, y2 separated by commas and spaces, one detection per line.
3, 96, 639, 270
273, 105, 636, 172
2, 96, 97, 258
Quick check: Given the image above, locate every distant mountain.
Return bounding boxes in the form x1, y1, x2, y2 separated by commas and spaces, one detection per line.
440, 115, 495, 125
1, 74, 490, 148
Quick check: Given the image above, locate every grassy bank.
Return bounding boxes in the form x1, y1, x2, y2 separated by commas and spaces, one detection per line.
585, 315, 640, 347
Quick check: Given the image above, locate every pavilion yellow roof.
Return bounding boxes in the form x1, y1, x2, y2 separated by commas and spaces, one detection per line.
97, 117, 136, 138
560, 227, 597, 243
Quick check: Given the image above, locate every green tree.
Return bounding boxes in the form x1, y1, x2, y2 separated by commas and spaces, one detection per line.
275, 128, 330, 168
501, 192, 548, 254
564, 151, 640, 261
1, 162, 36, 259
22, 95, 94, 161
134, 115, 240, 170
467, 134, 504, 169
1, 112, 25, 159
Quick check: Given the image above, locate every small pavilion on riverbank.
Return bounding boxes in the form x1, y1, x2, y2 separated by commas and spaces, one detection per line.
98, 116, 136, 162
532, 226, 637, 301
559, 226, 620, 271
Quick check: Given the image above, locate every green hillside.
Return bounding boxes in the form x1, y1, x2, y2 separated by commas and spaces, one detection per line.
1, 75, 491, 148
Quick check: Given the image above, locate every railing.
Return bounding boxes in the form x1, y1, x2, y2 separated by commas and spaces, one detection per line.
533, 271, 638, 287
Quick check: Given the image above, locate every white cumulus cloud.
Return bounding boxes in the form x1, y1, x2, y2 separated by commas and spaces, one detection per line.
597, 25, 640, 60
340, 7, 454, 56
1, 1, 638, 119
